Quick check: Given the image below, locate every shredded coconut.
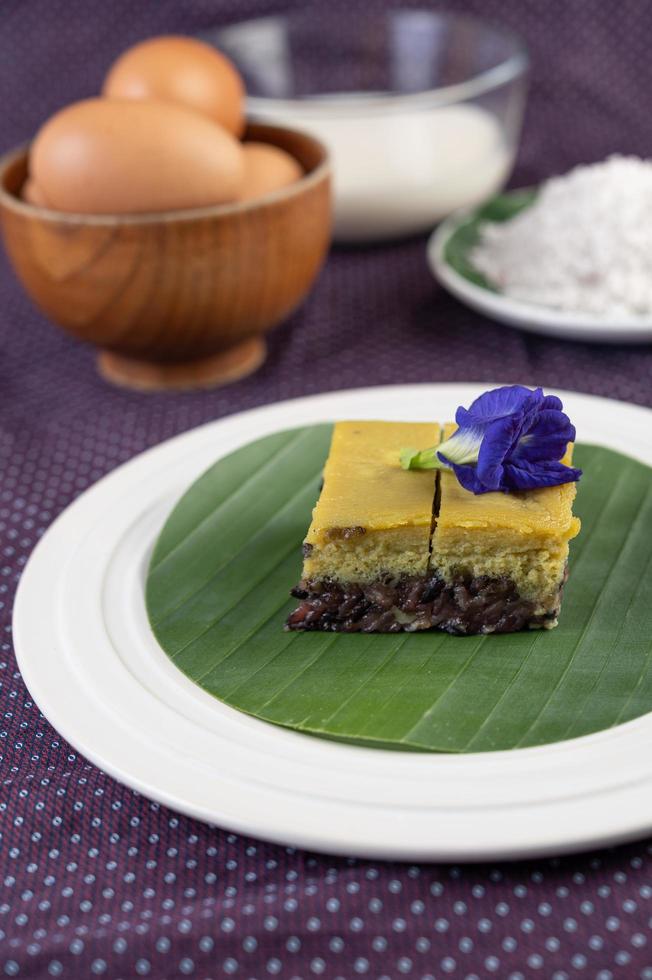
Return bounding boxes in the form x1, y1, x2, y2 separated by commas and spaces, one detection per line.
471, 155, 652, 317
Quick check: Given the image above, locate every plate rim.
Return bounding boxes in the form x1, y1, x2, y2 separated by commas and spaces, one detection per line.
12, 383, 652, 860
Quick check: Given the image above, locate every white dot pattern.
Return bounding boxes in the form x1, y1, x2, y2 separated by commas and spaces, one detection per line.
2, 1, 652, 977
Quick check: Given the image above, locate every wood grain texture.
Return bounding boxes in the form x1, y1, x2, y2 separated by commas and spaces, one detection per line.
0, 123, 331, 389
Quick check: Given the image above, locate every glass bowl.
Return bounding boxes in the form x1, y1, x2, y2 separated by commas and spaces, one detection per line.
209, 9, 528, 243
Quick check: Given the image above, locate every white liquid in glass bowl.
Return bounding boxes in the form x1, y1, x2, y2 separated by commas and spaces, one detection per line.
264, 102, 512, 242
213, 10, 528, 243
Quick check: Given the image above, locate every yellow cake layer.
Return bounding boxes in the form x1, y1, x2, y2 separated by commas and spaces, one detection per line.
433, 423, 580, 610
303, 421, 439, 582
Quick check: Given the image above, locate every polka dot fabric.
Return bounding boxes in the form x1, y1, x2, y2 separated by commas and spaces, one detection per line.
2, 1, 652, 977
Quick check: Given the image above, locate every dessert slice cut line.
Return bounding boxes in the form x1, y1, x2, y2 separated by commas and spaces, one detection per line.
426, 426, 445, 570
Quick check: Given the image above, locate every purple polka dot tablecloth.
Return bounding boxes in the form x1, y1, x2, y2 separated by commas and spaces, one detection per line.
2, 1, 652, 978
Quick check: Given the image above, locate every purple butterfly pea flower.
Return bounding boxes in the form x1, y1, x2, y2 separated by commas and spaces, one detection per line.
400, 385, 582, 494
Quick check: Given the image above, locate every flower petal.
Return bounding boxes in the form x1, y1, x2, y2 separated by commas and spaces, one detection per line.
435, 424, 485, 466
475, 416, 522, 489
540, 394, 563, 412
501, 458, 583, 491
446, 461, 488, 494
514, 409, 576, 462
458, 385, 542, 426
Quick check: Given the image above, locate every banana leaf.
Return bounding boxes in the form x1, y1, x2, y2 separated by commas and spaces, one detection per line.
146, 426, 652, 752
444, 189, 537, 290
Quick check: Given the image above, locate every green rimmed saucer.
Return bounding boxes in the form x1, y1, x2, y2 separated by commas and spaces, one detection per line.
428, 189, 652, 344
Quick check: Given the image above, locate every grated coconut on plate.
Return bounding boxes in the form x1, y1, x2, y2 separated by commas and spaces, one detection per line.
471, 155, 652, 317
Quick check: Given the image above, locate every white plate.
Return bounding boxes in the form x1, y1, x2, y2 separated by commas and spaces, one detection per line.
13, 384, 652, 861
428, 215, 652, 344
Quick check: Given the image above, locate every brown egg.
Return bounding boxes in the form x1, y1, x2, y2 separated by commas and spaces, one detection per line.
239, 142, 303, 202
22, 179, 50, 206
30, 98, 244, 214
103, 35, 245, 137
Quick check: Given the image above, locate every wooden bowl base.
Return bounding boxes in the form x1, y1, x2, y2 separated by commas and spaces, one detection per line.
97, 338, 267, 392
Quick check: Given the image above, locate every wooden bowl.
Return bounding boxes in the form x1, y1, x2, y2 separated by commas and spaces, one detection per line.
0, 123, 331, 390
